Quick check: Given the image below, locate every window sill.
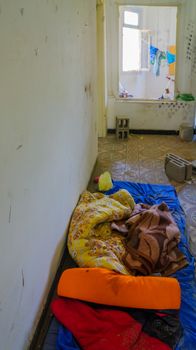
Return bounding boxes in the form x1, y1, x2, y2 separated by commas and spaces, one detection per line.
116, 97, 177, 103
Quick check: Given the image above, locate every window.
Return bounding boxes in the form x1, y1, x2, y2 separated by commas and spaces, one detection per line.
119, 5, 177, 100
120, 8, 150, 72
124, 11, 139, 26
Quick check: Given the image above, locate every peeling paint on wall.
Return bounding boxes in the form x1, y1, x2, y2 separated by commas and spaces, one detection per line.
186, 22, 194, 61
108, 98, 195, 130
8, 205, 12, 224
21, 269, 24, 287
16, 144, 23, 150
149, 101, 193, 114
20, 8, 24, 16
192, 45, 196, 75
34, 48, 39, 56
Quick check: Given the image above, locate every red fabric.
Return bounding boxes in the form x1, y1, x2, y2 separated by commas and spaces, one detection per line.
51, 298, 171, 350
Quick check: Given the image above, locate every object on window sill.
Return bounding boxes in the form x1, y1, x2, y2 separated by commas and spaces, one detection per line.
119, 83, 133, 99
159, 88, 172, 100
119, 93, 134, 98
163, 88, 172, 99
176, 93, 195, 101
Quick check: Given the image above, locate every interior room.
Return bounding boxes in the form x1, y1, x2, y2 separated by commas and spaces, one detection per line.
0, 1, 196, 350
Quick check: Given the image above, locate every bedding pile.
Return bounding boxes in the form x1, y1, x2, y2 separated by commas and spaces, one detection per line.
49, 182, 196, 349
112, 202, 188, 276
67, 189, 186, 277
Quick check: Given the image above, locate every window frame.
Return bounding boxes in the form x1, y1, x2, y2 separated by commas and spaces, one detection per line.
117, 4, 178, 102
119, 6, 150, 73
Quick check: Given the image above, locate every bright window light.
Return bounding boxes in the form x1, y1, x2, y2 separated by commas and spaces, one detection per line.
123, 28, 140, 71
124, 11, 139, 26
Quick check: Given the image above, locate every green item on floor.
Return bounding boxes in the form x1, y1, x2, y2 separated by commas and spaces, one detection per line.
176, 93, 195, 101
98, 171, 113, 191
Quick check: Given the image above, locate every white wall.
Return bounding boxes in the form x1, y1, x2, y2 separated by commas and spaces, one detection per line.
0, 1, 97, 349
105, 0, 196, 130
108, 97, 195, 130
190, 2, 196, 103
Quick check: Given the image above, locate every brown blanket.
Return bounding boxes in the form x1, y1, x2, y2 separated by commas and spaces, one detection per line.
111, 202, 188, 276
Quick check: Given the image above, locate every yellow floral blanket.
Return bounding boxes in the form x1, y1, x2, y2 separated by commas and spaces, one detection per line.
67, 189, 135, 274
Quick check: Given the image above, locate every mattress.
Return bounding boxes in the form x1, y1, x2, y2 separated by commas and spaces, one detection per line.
42, 181, 196, 350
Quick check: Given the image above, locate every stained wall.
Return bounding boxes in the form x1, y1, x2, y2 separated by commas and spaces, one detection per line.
0, 1, 97, 349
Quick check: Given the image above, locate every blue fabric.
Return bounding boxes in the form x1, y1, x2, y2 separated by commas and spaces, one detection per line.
150, 45, 158, 64
167, 51, 176, 65
57, 325, 81, 350
42, 318, 60, 350
153, 50, 165, 76
106, 181, 196, 350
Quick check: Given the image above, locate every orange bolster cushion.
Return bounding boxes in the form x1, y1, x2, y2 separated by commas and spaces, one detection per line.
58, 267, 181, 310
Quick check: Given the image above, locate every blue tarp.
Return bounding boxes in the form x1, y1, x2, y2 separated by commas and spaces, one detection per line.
42, 317, 81, 350
106, 181, 196, 350
57, 325, 80, 350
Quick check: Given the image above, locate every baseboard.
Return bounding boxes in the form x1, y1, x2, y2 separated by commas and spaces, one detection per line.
107, 129, 179, 135
107, 129, 196, 135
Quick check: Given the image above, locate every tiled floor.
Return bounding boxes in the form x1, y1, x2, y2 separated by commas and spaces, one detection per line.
88, 134, 196, 256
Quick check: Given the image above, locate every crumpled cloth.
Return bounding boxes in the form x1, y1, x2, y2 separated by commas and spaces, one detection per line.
51, 298, 174, 350
111, 202, 188, 276
68, 189, 135, 274
57, 325, 81, 350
